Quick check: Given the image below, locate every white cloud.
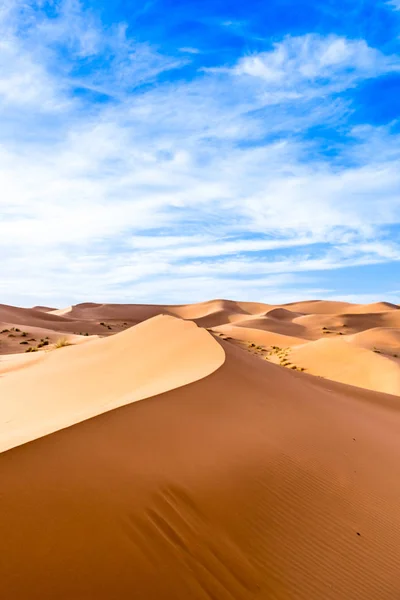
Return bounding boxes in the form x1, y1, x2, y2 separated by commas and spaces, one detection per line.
387, 0, 400, 10
0, 2, 400, 306
230, 35, 400, 99
179, 47, 200, 54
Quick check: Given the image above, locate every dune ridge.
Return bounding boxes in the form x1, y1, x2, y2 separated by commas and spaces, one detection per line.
1, 298, 399, 395
0, 315, 224, 452
2, 330, 400, 598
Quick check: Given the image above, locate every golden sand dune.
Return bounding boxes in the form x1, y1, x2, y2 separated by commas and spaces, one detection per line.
233, 314, 311, 339
0, 321, 87, 357
346, 302, 399, 314
289, 337, 400, 395
2, 329, 400, 599
49, 299, 269, 329
281, 299, 355, 314
264, 307, 305, 320
2, 299, 400, 395
31, 305, 56, 312
349, 327, 400, 351
215, 323, 306, 347
0, 315, 224, 452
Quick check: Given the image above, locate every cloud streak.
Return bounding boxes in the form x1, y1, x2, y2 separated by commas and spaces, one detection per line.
1, 1, 400, 306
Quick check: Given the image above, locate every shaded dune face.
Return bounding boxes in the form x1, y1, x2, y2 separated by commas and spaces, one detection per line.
2, 340, 400, 599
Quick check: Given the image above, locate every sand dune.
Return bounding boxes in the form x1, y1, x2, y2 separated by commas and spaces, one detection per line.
349, 327, 400, 351
264, 307, 304, 320
346, 302, 399, 314
281, 299, 355, 314
0, 322, 88, 356
2, 328, 400, 599
215, 323, 306, 347
289, 337, 400, 395
0, 315, 224, 452
2, 298, 400, 395
50, 299, 265, 329
32, 305, 56, 312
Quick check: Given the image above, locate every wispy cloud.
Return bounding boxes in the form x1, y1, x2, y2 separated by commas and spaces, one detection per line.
387, 0, 400, 11
1, 1, 400, 306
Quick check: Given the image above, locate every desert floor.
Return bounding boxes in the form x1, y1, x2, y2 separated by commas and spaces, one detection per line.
1, 299, 400, 599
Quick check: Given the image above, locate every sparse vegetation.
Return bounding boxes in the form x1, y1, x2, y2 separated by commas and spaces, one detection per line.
265, 345, 306, 373
1, 329, 9, 334
37, 340, 49, 348
55, 337, 71, 349
25, 347, 38, 353
20, 341, 29, 345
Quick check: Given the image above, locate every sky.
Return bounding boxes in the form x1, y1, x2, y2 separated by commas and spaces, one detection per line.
1, 0, 400, 307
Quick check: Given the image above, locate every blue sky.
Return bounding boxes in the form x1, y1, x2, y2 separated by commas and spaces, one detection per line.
1, 0, 400, 306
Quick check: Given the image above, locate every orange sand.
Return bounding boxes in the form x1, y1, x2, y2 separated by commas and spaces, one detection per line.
1, 309, 400, 598
1, 299, 400, 598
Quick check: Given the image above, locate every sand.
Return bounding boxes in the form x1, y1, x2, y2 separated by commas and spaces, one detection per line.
2, 312, 400, 598
1, 298, 400, 598
1, 298, 399, 394
0, 315, 224, 451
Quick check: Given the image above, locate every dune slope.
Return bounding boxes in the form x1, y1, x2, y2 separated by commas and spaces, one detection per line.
290, 337, 400, 395
0, 315, 224, 452
2, 336, 400, 598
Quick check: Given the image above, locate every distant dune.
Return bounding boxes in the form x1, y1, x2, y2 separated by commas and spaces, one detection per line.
1, 297, 399, 395
1, 298, 400, 598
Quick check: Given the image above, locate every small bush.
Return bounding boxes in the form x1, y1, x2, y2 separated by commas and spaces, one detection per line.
20, 332, 28, 337
1, 329, 9, 334
8, 333, 15, 338
25, 347, 38, 353
20, 341, 29, 345
55, 337, 71, 348
37, 340, 49, 348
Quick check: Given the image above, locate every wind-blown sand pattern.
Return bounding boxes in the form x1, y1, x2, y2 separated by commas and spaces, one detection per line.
1, 299, 400, 599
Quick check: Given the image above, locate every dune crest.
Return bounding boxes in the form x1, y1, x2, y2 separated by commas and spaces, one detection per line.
0, 315, 225, 452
